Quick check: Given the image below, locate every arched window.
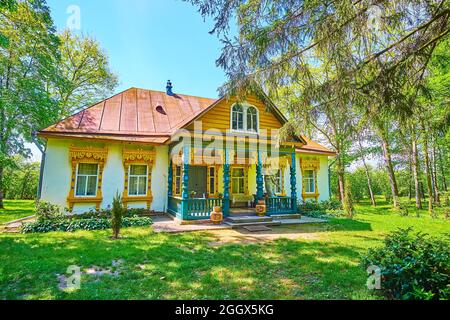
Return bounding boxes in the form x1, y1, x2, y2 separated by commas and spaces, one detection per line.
232, 104, 244, 131
231, 103, 259, 133
247, 107, 258, 132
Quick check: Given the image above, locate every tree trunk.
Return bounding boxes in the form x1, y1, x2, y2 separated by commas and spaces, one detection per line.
411, 134, 422, 209
438, 146, 448, 191
432, 144, 440, 204
422, 124, 434, 215
336, 155, 345, 204
357, 139, 376, 207
380, 136, 399, 208
0, 164, 4, 209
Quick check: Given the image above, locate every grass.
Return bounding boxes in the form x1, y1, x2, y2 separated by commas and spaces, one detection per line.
0, 200, 35, 224
0, 198, 448, 300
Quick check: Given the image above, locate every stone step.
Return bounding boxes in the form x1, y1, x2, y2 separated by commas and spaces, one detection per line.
226, 215, 273, 224
271, 214, 302, 220
224, 221, 282, 229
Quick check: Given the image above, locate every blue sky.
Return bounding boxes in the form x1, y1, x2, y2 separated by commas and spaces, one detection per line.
29, 0, 227, 161
47, 0, 226, 98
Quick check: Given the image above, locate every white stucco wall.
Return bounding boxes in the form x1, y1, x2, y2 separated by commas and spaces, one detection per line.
41, 138, 168, 213
40, 139, 331, 213
295, 154, 331, 202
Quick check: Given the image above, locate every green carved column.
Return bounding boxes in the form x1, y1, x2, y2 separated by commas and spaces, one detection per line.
168, 159, 173, 197
256, 150, 264, 200
222, 149, 230, 217
290, 152, 298, 213
181, 145, 190, 220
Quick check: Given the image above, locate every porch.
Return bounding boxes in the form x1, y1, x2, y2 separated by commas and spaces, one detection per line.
167, 144, 299, 222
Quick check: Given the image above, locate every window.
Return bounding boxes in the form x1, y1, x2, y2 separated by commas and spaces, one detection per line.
231, 103, 259, 133
208, 167, 216, 195
232, 168, 245, 194
128, 165, 148, 196
304, 170, 316, 194
247, 107, 258, 132
75, 163, 99, 197
232, 105, 244, 131
174, 166, 182, 196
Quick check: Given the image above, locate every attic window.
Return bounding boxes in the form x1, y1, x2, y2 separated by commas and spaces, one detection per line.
156, 106, 166, 115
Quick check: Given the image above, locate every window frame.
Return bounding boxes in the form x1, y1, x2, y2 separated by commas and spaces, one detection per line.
230, 103, 259, 134
74, 163, 99, 198
208, 166, 216, 196
174, 165, 182, 196
303, 170, 316, 194
128, 164, 149, 197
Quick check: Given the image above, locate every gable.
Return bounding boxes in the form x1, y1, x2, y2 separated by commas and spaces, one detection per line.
185, 94, 284, 133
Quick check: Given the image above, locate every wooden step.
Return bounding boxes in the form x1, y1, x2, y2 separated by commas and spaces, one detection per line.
271, 214, 302, 220
226, 215, 273, 224
225, 221, 282, 229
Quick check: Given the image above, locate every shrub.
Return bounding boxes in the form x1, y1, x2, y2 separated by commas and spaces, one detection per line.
298, 199, 343, 217
22, 217, 152, 234
111, 193, 124, 239
35, 201, 64, 221
361, 228, 450, 300
321, 199, 342, 211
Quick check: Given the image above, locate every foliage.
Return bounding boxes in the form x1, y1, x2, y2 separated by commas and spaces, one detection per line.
22, 216, 152, 234
111, 193, 124, 239
35, 200, 64, 221
361, 228, 450, 300
54, 30, 118, 117
3, 156, 39, 200
298, 198, 342, 217
0, 1, 118, 208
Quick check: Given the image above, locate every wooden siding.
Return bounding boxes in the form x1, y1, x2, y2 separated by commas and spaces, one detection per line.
187, 95, 283, 132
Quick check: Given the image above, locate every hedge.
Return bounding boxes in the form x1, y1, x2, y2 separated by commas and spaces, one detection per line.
22, 217, 152, 234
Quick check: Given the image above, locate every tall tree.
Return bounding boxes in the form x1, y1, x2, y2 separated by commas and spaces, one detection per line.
0, 0, 60, 209
355, 129, 377, 207
53, 30, 118, 118
187, 0, 449, 210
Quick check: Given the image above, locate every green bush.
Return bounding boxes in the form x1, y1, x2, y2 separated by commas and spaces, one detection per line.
35, 201, 64, 221
298, 199, 343, 217
22, 217, 152, 234
361, 228, 450, 300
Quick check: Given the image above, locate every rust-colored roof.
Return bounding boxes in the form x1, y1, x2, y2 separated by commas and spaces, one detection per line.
40, 87, 335, 156
297, 136, 336, 156
40, 87, 216, 140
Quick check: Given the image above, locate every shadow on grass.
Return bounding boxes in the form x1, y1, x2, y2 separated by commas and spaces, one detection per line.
0, 228, 373, 300
0, 200, 35, 224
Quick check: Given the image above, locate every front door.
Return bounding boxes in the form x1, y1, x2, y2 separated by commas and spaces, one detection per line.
188, 166, 207, 198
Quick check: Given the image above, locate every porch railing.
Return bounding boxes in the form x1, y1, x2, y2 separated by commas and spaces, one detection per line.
266, 197, 296, 215
168, 197, 223, 220
186, 198, 223, 220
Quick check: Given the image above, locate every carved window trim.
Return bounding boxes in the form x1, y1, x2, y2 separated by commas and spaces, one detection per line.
122, 149, 156, 209
68, 146, 108, 211
300, 157, 320, 200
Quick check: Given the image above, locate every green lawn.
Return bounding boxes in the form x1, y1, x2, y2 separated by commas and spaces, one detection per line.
0, 199, 448, 300
0, 200, 35, 224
